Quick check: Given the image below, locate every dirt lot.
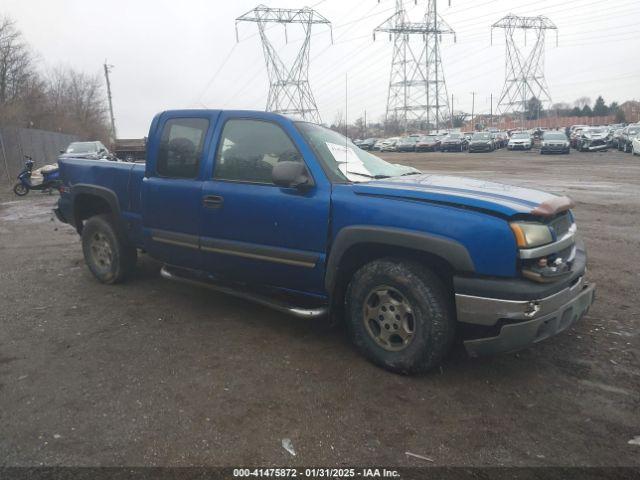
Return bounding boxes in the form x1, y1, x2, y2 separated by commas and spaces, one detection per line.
0, 148, 638, 467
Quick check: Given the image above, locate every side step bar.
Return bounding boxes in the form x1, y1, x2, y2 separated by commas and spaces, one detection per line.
160, 266, 328, 319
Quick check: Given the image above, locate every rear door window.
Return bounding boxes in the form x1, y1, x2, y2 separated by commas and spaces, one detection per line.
157, 118, 209, 178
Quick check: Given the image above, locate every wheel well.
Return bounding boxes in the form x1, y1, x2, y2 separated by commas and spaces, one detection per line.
330, 242, 455, 314
74, 194, 113, 232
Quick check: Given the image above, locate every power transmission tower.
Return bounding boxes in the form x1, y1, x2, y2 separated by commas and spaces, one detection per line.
491, 15, 558, 125
235, 5, 332, 124
374, 0, 455, 132
103, 61, 117, 142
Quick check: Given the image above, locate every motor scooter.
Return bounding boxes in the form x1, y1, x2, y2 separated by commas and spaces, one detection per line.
13, 155, 61, 196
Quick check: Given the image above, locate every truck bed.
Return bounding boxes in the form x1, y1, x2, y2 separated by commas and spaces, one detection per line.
57, 158, 145, 245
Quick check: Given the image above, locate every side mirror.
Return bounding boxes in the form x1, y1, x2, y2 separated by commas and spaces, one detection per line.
59, 149, 65, 154
272, 161, 313, 190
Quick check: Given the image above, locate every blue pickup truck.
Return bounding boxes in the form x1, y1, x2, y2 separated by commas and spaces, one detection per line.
54, 110, 595, 373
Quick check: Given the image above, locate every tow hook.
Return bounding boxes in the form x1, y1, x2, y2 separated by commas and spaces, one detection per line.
525, 301, 541, 318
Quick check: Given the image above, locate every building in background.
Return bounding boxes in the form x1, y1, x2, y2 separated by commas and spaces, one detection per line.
619, 101, 640, 123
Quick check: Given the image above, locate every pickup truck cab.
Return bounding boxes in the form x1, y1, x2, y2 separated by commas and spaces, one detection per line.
55, 109, 595, 374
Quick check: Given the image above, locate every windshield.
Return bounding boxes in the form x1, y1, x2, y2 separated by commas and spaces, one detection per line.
588, 128, 605, 134
472, 133, 492, 140
66, 142, 97, 154
512, 133, 530, 139
543, 133, 567, 140
447, 133, 461, 139
628, 127, 640, 135
420, 135, 438, 141
295, 122, 420, 183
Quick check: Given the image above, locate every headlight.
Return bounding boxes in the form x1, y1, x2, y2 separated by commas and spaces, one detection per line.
541, 141, 548, 146
510, 222, 553, 248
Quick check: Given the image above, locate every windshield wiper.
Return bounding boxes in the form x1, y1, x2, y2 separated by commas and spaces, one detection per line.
346, 171, 392, 179
400, 171, 421, 176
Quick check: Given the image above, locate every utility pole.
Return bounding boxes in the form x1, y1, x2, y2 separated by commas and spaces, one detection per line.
450, 93, 454, 130
490, 93, 493, 128
470, 91, 476, 131
374, 0, 455, 133
103, 61, 117, 143
235, 6, 332, 123
364, 109, 367, 136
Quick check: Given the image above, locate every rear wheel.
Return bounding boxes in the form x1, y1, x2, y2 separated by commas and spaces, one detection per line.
346, 258, 455, 374
81, 214, 137, 284
13, 183, 28, 196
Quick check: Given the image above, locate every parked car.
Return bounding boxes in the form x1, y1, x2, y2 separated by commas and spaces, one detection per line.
491, 132, 506, 149
54, 109, 595, 374
540, 131, 570, 154
632, 134, 640, 156
396, 136, 419, 152
619, 124, 640, 153
380, 137, 400, 152
574, 127, 609, 152
373, 139, 385, 151
468, 132, 495, 153
415, 135, 441, 152
507, 132, 532, 150
358, 138, 378, 151
611, 128, 625, 149
569, 129, 586, 149
440, 133, 468, 152
60, 141, 116, 161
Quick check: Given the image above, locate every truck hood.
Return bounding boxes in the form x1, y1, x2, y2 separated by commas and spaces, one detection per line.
352, 174, 572, 218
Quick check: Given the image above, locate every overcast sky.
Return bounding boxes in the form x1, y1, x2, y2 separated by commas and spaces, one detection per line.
3, 0, 639, 137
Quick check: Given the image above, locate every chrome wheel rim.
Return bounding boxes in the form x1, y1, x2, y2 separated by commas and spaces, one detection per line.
90, 232, 113, 271
363, 286, 415, 352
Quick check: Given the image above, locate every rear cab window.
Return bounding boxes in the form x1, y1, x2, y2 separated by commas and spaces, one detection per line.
157, 118, 209, 178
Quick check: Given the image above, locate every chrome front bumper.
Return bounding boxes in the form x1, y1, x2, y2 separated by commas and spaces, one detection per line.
456, 277, 595, 357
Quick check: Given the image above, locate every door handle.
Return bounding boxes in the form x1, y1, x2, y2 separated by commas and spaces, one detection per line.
203, 195, 224, 208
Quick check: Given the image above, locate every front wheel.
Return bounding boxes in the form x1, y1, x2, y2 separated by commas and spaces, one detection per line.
81, 214, 137, 284
346, 258, 455, 374
13, 183, 29, 196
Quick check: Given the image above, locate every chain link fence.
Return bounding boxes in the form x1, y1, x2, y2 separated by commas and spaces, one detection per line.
0, 127, 79, 186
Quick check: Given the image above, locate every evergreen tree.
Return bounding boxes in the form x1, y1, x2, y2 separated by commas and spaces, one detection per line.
593, 96, 609, 116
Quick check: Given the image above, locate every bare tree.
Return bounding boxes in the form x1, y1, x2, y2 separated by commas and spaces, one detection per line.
574, 97, 591, 109
0, 16, 38, 122
0, 15, 110, 142
42, 67, 110, 140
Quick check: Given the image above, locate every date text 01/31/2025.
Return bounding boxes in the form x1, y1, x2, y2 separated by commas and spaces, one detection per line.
232, 468, 401, 478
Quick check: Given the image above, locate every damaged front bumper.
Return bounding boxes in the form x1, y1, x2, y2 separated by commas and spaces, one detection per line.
584, 143, 609, 151
454, 246, 595, 357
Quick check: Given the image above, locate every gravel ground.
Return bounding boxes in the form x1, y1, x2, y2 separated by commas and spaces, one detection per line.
0, 148, 638, 467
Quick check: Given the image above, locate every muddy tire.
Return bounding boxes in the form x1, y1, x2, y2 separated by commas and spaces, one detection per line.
13, 183, 29, 196
345, 258, 455, 374
81, 214, 137, 284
